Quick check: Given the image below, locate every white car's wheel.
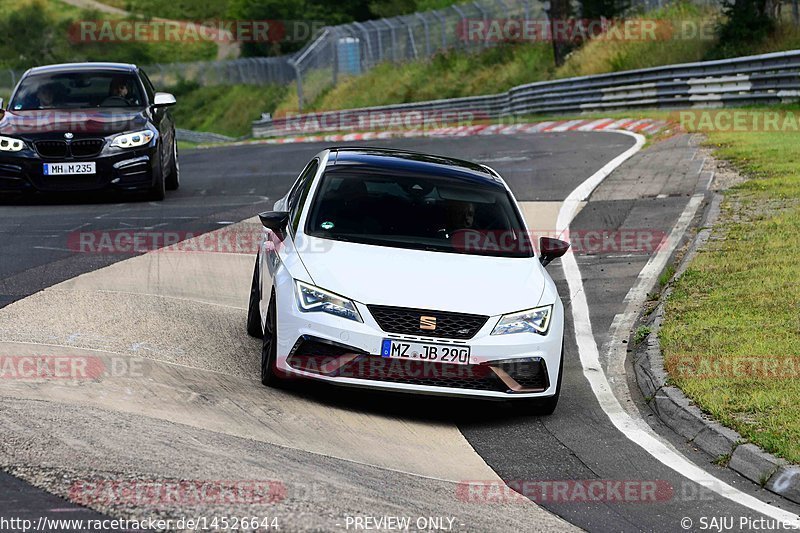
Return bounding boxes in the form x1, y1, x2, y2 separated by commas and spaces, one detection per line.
246, 258, 263, 338
260, 289, 283, 387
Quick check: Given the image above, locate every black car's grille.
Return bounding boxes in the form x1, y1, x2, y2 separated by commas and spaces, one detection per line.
34, 140, 68, 158
33, 139, 105, 158
70, 139, 104, 158
367, 305, 489, 339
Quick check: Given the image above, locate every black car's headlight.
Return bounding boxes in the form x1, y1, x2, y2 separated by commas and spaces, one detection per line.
0, 135, 25, 152
491, 305, 553, 335
295, 280, 362, 322
111, 130, 155, 149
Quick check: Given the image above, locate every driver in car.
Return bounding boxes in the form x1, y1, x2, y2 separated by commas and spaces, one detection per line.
104, 77, 132, 106
446, 201, 476, 232
34, 83, 60, 109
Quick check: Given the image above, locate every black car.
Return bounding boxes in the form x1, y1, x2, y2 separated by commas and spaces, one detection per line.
0, 62, 179, 201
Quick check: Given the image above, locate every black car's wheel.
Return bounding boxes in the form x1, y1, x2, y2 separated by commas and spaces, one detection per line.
515, 345, 564, 416
165, 136, 180, 191
260, 289, 282, 387
247, 258, 264, 338
148, 160, 166, 201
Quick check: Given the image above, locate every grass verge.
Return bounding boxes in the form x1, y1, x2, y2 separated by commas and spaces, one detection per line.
168, 82, 288, 137
659, 105, 800, 464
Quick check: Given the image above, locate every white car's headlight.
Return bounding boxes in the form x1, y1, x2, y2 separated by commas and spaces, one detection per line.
111, 129, 155, 149
0, 136, 25, 152
295, 280, 362, 322
491, 305, 552, 335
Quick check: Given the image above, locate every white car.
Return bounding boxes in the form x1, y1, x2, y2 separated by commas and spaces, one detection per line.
247, 148, 569, 414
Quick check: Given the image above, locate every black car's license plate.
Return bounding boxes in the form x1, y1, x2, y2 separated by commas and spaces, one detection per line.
44, 162, 96, 175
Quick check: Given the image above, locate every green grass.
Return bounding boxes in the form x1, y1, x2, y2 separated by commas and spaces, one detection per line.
168, 82, 288, 137
634, 326, 652, 345
659, 264, 676, 288
659, 104, 800, 464
286, 42, 555, 114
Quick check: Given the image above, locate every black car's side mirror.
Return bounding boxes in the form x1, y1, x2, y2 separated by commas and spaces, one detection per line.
539, 237, 570, 267
259, 211, 290, 239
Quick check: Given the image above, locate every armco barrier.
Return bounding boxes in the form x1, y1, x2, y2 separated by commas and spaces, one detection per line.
175, 128, 237, 144
253, 49, 800, 138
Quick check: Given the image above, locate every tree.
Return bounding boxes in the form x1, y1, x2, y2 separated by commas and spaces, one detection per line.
549, 0, 572, 67
713, 0, 775, 58
579, 0, 630, 20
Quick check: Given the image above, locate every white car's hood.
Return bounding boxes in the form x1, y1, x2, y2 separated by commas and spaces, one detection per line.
296, 235, 547, 316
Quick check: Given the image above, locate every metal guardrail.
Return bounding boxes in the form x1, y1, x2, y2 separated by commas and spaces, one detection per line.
253, 50, 800, 138
175, 128, 238, 144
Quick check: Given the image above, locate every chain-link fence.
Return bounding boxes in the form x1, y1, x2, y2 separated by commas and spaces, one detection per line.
291, 0, 549, 110
145, 57, 295, 87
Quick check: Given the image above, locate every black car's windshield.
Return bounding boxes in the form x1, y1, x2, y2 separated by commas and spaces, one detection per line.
9, 72, 145, 110
305, 169, 533, 258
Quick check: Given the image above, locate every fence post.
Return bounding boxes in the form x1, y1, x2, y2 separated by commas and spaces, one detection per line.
472, 1, 490, 49
353, 21, 374, 67
416, 13, 431, 57
793, 0, 799, 26
385, 19, 399, 62
290, 60, 304, 112
431, 10, 447, 51
451, 5, 468, 49
365, 20, 383, 62
332, 28, 339, 86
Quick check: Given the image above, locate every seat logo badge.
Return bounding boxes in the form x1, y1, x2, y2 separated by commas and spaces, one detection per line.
64, 132, 74, 140
420, 316, 437, 330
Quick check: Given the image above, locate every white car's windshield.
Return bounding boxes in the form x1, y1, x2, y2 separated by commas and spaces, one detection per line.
305, 170, 533, 258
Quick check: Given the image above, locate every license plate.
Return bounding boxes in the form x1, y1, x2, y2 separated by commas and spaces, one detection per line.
381, 339, 471, 365
43, 162, 96, 175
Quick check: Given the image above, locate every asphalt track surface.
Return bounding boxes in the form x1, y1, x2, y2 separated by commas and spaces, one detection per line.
1, 133, 799, 532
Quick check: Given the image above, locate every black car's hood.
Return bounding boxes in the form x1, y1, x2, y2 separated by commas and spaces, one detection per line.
0, 108, 149, 137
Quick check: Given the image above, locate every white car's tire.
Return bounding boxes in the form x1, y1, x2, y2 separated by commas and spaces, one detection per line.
260, 289, 284, 387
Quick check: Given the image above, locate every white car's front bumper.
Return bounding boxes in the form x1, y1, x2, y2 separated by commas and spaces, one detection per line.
272, 277, 564, 400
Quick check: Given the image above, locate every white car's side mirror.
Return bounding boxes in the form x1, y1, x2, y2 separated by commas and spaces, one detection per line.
152, 92, 176, 107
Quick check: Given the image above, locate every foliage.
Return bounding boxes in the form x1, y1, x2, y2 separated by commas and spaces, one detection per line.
709, 0, 775, 59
